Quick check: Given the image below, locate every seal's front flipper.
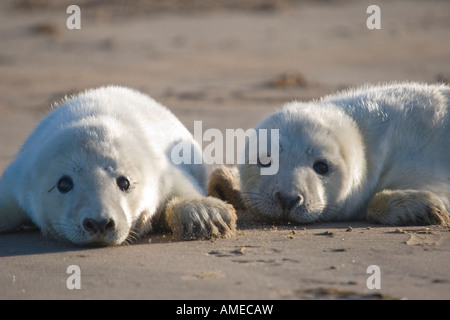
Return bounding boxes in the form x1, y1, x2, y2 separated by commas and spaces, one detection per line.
160, 165, 237, 241
207, 165, 246, 211
165, 196, 237, 240
367, 189, 450, 226
0, 171, 29, 233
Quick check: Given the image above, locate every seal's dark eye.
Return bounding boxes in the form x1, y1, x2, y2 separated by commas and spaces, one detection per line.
116, 176, 130, 192
313, 161, 329, 175
57, 176, 73, 194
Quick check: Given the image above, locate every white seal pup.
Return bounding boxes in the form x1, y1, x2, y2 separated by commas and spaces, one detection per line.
208, 82, 450, 226
0, 86, 236, 245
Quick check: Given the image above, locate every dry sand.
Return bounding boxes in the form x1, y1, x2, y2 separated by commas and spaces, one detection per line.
0, 0, 449, 300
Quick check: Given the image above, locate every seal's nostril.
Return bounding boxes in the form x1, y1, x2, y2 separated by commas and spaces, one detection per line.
274, 192, 303, 211
82, 218, 95, 233
291, 195, 304, 209
274, 191, 282, 204
82, 218, 115, 235
287, 195, 301, 210
105, 219, 116, 232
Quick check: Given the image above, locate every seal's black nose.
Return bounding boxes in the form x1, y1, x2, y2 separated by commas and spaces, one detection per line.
274, 192, 303, 211
82, 218, 116, 235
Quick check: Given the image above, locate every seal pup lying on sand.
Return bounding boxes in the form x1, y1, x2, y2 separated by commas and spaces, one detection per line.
0, 86, 236, 245
209, 82, 450, 226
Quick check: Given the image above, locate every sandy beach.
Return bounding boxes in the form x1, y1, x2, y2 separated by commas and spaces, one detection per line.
0, 0, 450, 300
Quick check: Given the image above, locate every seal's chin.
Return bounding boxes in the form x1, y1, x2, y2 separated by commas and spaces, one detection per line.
79, 238, 121, 247
245, 197, 322, 224
75, 234, 124, 247
260, 208, 321, 224
254, 209, 321, 225
283, 210, 321, 224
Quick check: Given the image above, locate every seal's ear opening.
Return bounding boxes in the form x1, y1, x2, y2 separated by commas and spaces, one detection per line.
207, 165, 246, 212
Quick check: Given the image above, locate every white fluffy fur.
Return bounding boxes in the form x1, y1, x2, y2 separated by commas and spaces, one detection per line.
238, 82, 450, 225
0, 86, 236, 245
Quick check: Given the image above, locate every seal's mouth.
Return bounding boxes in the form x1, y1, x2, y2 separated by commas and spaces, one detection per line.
244, 192, 321, 224
44, 216, 137, 246
49, 223, 128, 247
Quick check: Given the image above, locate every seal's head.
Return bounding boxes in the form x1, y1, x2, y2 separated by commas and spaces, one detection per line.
26, 117, 162, 246
239, 102, 367, 223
